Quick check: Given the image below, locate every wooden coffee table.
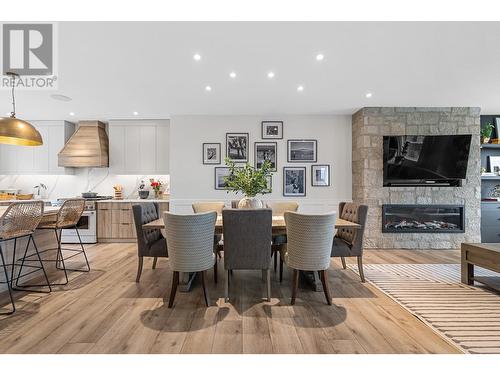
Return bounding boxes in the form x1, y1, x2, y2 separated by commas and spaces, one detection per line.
461, 243, 500, 291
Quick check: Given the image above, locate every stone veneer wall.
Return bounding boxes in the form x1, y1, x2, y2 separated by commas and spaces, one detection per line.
352, 107, 481, 249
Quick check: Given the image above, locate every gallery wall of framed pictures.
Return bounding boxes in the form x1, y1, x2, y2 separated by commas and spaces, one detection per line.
202, 121, 332, 197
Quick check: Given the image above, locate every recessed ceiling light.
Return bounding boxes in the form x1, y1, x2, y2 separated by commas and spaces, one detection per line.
297, 85, 304, 92
50, 94, 72, 102
133, 111, 139, 116
229, 72, 237, 79
193, 53, 201, 61
69, 112, 75, 116
267, 72, 275, 79
366, 92, 373, 98
205, 85, 212, 92
316, 54, 324, 61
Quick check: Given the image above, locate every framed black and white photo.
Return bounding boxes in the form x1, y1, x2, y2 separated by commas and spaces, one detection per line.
283, 166, 306, 197
226, 133, 249, 162
262, 121, 283, 139
214, 167, 231, 190
254, 142, 277, 171
311, 164, 330, 186
202, 143, 221, 165
287, 139, 317, 162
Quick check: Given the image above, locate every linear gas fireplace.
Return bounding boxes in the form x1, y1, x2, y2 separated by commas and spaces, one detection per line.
382, 204, 465, 233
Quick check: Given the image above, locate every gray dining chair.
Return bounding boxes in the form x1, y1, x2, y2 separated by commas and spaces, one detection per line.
222, 208, 272, 302
266, 201, 299, 271
331, 202, 368, 282
164, 211, 217, 307
281, 211, 336, 305
132, 203, 168, 282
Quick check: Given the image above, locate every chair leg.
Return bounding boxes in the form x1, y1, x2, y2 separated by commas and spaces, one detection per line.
340, 256, 347, 269
0, 244, 15, 315
225, 269, 230, 302
273, 250, 277, 271
168, 271, 179, 308
266, 269, 271, 302
54, 229, 69, 285
201, 270, 210, 307
152, 257, 158, 269
29, 235, 52, 292
357, 256, 365, 283
213, 259, 218, 284
136, 257, 144, 283
14, 235, 51, 292
291, 269, 299, 305
73, 227, 90, 272
319, 270, 332, 305
279, 256, 284, 282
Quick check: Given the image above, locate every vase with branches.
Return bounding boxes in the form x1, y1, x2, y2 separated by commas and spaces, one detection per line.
224, 157, 273, 208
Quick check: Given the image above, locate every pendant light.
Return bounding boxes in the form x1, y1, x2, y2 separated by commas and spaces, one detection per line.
0, 72, 43, 146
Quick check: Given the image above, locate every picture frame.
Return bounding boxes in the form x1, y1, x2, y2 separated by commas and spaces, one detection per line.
214, 167, 231, 190
283, 166, 306, 197
287, 139, 317, 162
489, 156, 500, 175
262, 121, 283, 139
226, 133, 249, 162
254, 142, 277, 171
311, 164, 330, 186
202, 143, 221, 165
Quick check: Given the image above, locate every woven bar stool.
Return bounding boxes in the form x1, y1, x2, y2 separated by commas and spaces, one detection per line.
19, 199, 89, 286
0, 201, 51, 315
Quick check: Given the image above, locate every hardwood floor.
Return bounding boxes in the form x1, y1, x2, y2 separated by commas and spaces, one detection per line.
0, 244, 462, 354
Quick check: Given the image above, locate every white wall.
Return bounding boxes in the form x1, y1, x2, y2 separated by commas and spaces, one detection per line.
169, 115, 352, 213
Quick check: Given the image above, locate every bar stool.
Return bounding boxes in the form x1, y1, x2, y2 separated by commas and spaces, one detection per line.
19, 199, 89, 286
0, 201, 51, 315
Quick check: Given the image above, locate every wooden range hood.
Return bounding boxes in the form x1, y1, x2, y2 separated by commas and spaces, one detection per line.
58, 121, 109, 167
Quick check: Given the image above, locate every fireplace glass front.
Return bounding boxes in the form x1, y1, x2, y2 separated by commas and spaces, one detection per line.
382, 204, 465, 233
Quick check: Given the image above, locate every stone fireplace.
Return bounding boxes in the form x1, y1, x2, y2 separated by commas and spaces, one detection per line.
352, 107, 481, 249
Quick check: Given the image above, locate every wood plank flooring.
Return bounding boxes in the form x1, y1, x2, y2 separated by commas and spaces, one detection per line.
0, 244, 462, 354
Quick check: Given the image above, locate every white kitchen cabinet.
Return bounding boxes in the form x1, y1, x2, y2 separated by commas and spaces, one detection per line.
108, 119, 170, 175
0, 120, 75, 175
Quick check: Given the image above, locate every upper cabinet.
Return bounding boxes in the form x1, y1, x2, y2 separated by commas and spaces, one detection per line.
108, 119, 170, 175
0, 121, 75, 175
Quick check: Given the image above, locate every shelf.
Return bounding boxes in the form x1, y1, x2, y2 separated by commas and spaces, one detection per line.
481, 144, 500, 149
481, 176, 500, 180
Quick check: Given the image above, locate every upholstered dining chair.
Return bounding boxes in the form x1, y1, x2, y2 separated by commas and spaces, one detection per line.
266, 201, 299, 271
331, 202, 368, 282
280, 211, 336, 305
222, 208, 272, 302
0, 201, 50, 315
34, 198, 88, 286
163, 211, 217, 307
192, 202, 225, 269
132, 203, 169, 282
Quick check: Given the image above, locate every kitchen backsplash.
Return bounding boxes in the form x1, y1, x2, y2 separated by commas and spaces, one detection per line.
0, 169, 170, 199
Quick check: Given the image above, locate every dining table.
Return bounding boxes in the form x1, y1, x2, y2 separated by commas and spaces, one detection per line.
143, 214, 360, 292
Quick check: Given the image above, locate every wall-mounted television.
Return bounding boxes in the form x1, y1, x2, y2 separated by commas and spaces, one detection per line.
383, 134, 472, 187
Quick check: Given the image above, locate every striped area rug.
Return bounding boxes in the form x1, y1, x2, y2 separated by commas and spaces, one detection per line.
347, 263, 500, 354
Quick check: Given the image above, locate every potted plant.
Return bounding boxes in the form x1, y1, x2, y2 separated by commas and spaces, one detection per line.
224, 157, 273, 208
481, 122, 494, 144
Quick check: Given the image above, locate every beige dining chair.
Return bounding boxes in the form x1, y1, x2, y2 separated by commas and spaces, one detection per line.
280, 211, 336, 305
163, 211, 217, 307
266, 201, 299, 271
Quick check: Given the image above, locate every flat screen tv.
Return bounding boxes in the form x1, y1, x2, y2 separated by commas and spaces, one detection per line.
383, 134, 472, 187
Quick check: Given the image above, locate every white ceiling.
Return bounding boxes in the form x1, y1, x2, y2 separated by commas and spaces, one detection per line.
3, 21, 500, 121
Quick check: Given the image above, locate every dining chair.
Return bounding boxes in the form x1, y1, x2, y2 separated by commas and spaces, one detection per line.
0, 201, 51, 315
331, 202, 368, 282
22, 198, 88, 286
280, 211, 336, 305
266, 201, 299, 271
222, 208, 272, 302
163, 211, 217, 307
132, 203, 168, 282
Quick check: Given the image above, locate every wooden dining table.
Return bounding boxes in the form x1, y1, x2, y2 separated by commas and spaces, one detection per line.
143, 214, 360, 292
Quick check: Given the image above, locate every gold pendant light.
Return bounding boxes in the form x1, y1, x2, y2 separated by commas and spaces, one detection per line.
0, 72, 43, 146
